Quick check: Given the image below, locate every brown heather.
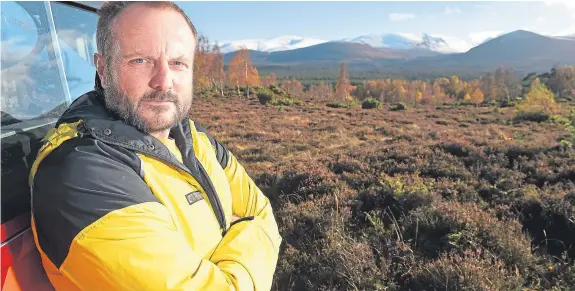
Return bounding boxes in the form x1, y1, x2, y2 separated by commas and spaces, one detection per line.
191, 89, 575, 291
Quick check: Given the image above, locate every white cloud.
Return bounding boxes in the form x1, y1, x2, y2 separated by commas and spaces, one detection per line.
544, 0, 575, 10
555, 24, 575, 36
389, 13, 416, 22
427, 34, 471, 52
468, 31, 504, 45
425, 31, 506, 53
536, 16, 547, 25
544, 0, 575, 19
444, 6, 462, 15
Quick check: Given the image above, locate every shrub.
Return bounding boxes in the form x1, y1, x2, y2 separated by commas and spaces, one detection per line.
402, 202, 534, 271
513, 110, 551, 123
520, 191, 575, 261
454, 100, 475, 106
355, 173, 438, 233
347, 100, 361, 109
550, 112, 575, 145
274, 230, 386, 291
328, 155, 369, 175
379, 173, 438, 212
327, 100, 360, 109
276, 201, 329, 248
486, 99, 498, 107
499, 98, 517, 108
276, 165, 339, 204
316, 233, 386, 290
268, 97, 303, 106
361, 98, 382, 109
269, 84, 289, 96
257, 89, 275, 105
405, 251, 525, 290
327, 101, 348, 108
421, 150, 474, 181
391, 102, 408, 111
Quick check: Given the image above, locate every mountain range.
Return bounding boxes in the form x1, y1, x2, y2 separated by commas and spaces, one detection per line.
217, 31, 512, 54
221, 30, 575, 79
341, 33, 455, 53
218, 35, 327, 53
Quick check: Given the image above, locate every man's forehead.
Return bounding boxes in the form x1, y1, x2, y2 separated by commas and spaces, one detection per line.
113, 4, 195, 39
111, 5, 196, 54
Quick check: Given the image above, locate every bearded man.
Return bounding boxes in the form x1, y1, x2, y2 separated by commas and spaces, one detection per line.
29, 2, 281, 290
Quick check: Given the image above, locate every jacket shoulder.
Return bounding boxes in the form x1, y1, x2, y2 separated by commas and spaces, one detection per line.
32, 137, 160, 268
191, 121, 230, 169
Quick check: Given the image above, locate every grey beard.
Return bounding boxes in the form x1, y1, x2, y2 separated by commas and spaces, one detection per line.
102, 76, 192, 134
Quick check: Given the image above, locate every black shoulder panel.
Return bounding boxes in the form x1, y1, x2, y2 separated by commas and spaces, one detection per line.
32, 137, 159, 268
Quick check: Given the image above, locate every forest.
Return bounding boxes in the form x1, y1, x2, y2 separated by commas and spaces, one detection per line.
194, 36, 575, 107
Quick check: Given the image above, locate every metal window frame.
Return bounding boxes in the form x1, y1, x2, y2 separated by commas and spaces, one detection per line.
44, 1, 73, 107
56, 1, 100, 13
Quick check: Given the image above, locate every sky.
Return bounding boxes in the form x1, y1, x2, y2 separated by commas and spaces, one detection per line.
178, 0, 575, 50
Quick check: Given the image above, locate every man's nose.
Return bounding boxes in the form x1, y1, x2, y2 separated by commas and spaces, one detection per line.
149, 60, 173, 92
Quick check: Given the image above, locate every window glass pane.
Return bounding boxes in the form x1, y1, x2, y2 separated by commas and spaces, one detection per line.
1, 1, 70, 223
50, 2, 98, 100
1, 1, 69, 131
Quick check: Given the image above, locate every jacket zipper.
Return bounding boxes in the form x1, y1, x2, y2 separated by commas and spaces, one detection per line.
195, 160, 227, 234
81, 123, 228, 234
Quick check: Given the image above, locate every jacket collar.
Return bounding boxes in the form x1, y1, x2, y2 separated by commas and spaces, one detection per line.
57, 89, 197, 172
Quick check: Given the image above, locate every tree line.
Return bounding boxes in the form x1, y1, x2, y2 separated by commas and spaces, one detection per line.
194, 36, 575, 105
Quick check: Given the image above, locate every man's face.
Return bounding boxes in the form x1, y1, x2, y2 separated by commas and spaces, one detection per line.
100, 4, 195, 134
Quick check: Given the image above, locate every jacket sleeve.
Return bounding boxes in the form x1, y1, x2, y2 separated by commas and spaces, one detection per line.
32, 138, 278, 291
210, 137, 282, 249
207, 136, 282, 290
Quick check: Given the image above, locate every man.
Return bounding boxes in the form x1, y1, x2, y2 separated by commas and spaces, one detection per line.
28, 2, 281, 290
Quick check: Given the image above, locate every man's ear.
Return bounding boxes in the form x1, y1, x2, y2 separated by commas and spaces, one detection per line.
94, 53, 107, 88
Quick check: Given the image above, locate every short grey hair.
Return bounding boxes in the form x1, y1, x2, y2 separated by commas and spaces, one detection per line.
96, 1, 198, 62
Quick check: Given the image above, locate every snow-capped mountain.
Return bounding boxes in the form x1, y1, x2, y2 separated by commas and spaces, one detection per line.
218, 33, 457, 54
341, 33, 420, 50
340, 33, 454, 53
216, 31, 573, 55
418, 33, 452, 52
217, 35, 327, 53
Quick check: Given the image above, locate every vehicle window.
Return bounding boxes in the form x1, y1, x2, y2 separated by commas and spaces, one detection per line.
50, 1, 98, 100
1, 1, 70, 132
0, 1, 90, 223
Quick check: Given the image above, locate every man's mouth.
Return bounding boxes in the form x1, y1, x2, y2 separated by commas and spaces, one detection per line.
142, 100, 174, 104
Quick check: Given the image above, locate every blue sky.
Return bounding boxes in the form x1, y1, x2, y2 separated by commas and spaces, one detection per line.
178, 1, 575, 48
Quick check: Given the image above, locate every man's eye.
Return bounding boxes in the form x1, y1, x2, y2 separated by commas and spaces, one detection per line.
133, 58, 146, 63
173, 61, 186, 67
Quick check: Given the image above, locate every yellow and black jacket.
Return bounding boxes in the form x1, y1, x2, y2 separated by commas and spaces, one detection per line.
28, 90, 282, 291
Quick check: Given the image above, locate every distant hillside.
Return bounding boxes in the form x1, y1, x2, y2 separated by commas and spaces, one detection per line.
223, 42, 440, 65
448, 30, 575, 68
384, 30, 575, 75
223, 30, 575, 80
264, 42, 402, 62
